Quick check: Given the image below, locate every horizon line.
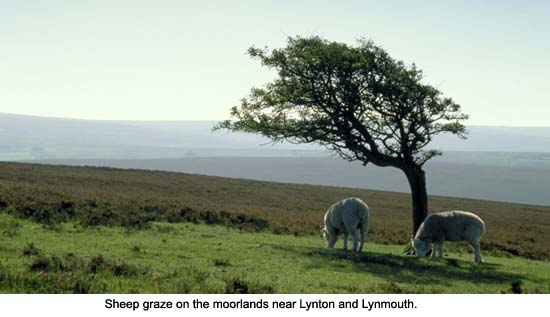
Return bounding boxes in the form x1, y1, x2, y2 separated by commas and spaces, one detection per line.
2, 112, 549, 128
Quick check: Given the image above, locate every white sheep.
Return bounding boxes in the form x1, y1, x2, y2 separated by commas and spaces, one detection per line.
412, 210, 486, 263
321, 197, 370, 252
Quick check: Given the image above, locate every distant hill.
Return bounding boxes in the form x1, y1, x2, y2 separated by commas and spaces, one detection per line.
0, 113, 323, 160
4, 113, 550, 206
2, 113, 550, 160
33, 156, 550, 206
429, 125, 550, 152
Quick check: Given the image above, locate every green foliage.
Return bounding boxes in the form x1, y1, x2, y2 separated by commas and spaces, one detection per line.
224, 276, 275, 294
0, 171, 269, 232
213, 258, 231, 267
216, 36, 468, 167
22, 242, 41, 256
0, 267, 107, 293
0, 212, 548, 294
26, 251, 146, 277
1, 216, 21, 237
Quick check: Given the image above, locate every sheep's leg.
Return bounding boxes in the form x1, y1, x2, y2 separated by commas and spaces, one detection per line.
472, 240, 483, 263
342, 217, 360, 252
430, 242, 437, 258
358, 222, 368, 252
343, 233, 349, 251
351, 230, 359, 252
328, 233, 338, 248
437, 242, 444, 258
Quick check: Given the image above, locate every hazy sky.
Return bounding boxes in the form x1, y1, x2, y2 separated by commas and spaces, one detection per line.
1, 0, 549, 126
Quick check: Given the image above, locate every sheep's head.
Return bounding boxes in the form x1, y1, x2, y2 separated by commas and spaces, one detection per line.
320, 227, 329, 241
412, 238, 431, 257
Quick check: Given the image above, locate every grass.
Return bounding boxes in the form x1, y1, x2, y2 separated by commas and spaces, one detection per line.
0, 161, 549, 293
0, 162, 549, 259
0, 213, 548, 294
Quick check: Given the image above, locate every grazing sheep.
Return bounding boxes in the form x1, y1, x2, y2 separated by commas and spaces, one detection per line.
412, 211, 486, 263
321, 197, 370, 252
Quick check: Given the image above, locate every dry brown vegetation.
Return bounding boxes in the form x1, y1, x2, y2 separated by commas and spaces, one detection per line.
1, 161, 549, 259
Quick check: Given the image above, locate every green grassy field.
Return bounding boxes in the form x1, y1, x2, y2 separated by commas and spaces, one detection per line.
0, 161, 549, 293
1, 212, 548, 293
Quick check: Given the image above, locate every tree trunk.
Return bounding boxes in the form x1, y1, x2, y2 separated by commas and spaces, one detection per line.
403, 165, 428, 236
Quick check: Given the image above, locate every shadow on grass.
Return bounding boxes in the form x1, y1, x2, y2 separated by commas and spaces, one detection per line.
271, 245, 527, 288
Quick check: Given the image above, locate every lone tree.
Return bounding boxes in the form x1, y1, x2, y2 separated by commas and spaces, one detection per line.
215, 36, 468, 235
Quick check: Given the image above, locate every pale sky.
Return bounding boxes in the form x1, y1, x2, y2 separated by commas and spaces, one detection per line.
1, 0, 549, 126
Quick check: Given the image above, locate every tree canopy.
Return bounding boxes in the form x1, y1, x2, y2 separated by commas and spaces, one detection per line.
215, 36, 469, 234
216, 36, 467, 169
